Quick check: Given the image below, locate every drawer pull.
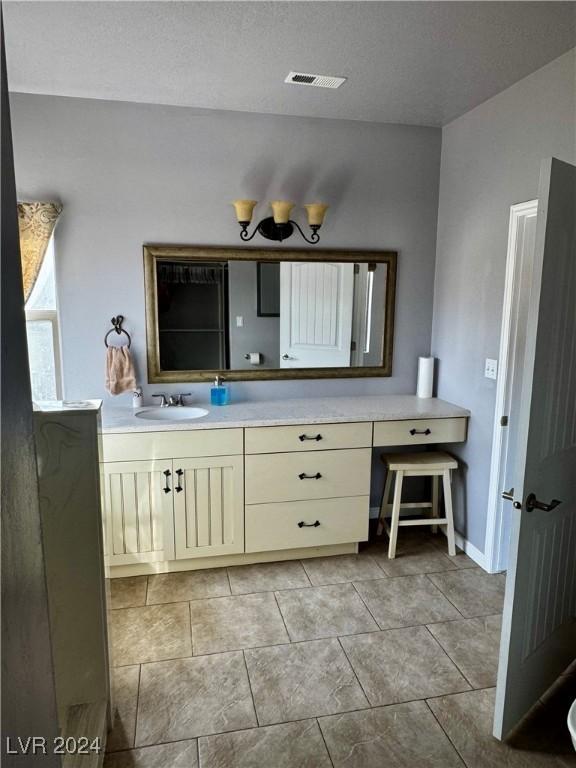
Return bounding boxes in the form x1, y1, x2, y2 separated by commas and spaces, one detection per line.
409, 428, 431, 436
298, 472, 322, 480
298, 520, 321, 528
299, 433, 323, 442
175, 469, 183, 493
163, 469, 172, 494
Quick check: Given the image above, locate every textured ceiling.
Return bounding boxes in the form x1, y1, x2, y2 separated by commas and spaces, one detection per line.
4, 1, 575, 126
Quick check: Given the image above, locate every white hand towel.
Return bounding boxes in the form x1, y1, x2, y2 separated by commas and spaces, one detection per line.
106, 346, 137, 395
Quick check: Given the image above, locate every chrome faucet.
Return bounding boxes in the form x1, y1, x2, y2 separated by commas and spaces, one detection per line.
152, 393, 191, 407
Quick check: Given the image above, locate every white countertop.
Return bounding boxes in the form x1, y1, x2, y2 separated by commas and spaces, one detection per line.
101, 395, 469, 434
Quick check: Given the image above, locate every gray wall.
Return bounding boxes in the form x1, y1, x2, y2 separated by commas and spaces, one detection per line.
1, 27, 61, 764
228, 261, 280, 370
431, 49, 576, 553
10, 93, 441, 406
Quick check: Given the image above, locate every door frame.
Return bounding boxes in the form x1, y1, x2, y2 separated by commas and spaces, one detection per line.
484, 200, 538, 574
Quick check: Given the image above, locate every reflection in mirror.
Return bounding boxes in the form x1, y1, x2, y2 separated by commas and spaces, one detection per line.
145, 247, 396, 381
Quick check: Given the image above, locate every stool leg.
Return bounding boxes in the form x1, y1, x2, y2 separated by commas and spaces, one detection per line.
431, 475, 439, 535
442, 469, 456, 556
377, 469, 393, 536
388, 470, 404, 559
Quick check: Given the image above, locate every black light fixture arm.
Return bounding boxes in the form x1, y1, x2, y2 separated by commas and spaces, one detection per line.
239, 223, 260, 242
289, 219, 321, 244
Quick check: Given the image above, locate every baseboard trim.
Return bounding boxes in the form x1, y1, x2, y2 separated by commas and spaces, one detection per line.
369, 506, 488, 572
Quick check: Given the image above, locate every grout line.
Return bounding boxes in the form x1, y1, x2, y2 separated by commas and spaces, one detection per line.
421, 625, 475, 691
272, 591, 293, 642
350, 581, 383, 629
315, 718, 335, 768
144, 575, 149, 606
132, 663, 142, 751
423, 698, 469, 767
241, 649, 260, 727
188, 601, 195, 656
336, 636, 372, 707
424, 573, 468, 618
299, 559, 314, 587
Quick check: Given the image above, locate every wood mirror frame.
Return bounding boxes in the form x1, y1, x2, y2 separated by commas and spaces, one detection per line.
144, 244, 397, 382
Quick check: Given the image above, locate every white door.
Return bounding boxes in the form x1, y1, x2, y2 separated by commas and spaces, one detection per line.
173, 455, 244, 559
280, 261, 354, 367
101, 459, 175, 565
494, 158, 576, 739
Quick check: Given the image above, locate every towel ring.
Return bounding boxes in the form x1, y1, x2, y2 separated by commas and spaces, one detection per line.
104, 315, 131, 348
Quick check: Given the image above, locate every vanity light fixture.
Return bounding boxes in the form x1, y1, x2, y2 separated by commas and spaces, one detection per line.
232, 200, 329, 244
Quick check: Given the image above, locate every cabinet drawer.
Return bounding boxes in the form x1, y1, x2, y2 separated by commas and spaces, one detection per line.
245, 496, 369, 553
101, 428, 243, 462
245, 448, 371, 505
245, 422, 372, 454
373, 418, 467, 446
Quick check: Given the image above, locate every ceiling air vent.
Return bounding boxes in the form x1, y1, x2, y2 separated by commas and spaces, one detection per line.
285, 71, 346, 89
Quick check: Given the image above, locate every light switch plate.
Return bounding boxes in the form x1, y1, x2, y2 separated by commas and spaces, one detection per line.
236, 316, 244, 327
485, 358, 498, 380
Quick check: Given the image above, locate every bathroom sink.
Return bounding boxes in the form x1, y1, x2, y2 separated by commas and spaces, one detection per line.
135, 407, 209, 421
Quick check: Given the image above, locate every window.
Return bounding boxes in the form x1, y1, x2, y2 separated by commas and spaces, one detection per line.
25, 237, 63, 400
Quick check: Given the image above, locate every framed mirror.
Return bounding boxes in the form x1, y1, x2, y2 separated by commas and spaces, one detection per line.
144, 245, 397, 382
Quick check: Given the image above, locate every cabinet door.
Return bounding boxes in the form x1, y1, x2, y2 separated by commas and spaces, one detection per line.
101, 460, 175, 565
173, 455, 244, 559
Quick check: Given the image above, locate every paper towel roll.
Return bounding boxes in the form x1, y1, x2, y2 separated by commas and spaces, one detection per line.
247, 352, 262, 365
417, 357, 434, 398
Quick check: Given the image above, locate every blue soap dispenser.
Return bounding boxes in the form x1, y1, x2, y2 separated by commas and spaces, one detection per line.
210, 375, 229, 406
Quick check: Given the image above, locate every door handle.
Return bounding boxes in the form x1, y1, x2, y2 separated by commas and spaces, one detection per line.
298, 520, 320, 528
163, 469, 172, 494
282, 353, 295, 360
525, 493, 562, 513
409, 428, 431, 436
299, 472, 322, 480
175, 469, 183, 493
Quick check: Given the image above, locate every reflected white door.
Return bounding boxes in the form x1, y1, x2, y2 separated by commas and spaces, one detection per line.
279, 262, 354, 368
494, 158, 576, 739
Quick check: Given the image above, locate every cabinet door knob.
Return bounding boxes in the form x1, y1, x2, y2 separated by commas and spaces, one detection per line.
298, 472, 322, 480
298, 520, 320, 528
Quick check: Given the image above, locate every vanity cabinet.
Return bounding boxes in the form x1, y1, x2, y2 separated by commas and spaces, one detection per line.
100, 429, 244, 567
101, 459, 174, 565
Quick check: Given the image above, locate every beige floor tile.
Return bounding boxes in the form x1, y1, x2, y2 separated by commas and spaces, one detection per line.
318, 700, 463, 768
107, 665, 139, 753
109, 576, 148, 609
340, 627, 470, 706
147, 568, 230, 604
354, 574, 462, 629
428, 569, 506, 617
427, 614, 502, 688
190, 592, 289, 655
110, 603, 192, 666
371, 545, 458, 577
245, 638, 369, 725
275, 583, 378, 641
135, 652, 256, 746
104, 739, 198, 767
428, 687, 574, 767
198, 720, 332, 768
302, 554, 385, 586
227, 560, 310, 594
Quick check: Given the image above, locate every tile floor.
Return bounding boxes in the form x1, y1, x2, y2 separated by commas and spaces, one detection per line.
105, 528, 576, 767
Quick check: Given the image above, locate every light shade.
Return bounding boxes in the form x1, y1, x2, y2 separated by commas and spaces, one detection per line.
233, 199, 258, 223
304, 203, 329, 227
270, 200, 295, 224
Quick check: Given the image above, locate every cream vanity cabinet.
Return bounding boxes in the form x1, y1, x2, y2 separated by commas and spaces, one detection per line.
100, 428, 244, 566
244, 422, 373, 553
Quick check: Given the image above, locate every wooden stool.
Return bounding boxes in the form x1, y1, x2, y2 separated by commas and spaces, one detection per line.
377, 452, 458, 559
